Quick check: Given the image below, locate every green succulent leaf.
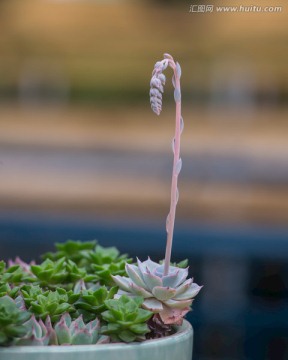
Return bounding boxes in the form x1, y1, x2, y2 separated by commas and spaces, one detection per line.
159, 259, 189, 269
0, 261, 5, 274
0, 283, 19, 298
118, 330, 136, 343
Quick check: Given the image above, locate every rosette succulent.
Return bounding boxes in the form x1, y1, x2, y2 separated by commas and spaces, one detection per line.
75, 285, 118, 322
43, 240, 97, 266
0, 296, 31, 346
21, 286, 79, 323
42, 241, 132, 287
101, 295, 152, 343
112, 258, 202, 325
82, 245, 133, 286
15, 315, 50, 346
54, 313, 108, 345
0, 261, 33, 285
30, 257, 87, 289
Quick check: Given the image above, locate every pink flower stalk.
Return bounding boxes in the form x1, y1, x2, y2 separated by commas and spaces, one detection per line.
150, 53, 184, 276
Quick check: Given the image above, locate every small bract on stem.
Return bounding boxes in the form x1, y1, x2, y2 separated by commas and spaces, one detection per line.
150, 53, 184, 276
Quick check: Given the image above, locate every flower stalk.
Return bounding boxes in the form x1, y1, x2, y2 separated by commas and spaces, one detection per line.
150, 53, 184, 276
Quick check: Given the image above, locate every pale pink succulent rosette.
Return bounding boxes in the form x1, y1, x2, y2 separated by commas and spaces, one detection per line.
112, 259, 202, 325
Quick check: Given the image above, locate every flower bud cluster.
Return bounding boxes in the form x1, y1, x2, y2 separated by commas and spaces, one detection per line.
149, 59, 169, 115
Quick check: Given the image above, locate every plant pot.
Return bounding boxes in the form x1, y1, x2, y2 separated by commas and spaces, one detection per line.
0, 320, 193, 360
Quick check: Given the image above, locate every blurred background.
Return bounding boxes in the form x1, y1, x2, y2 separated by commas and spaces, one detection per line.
0, 0, 288, 358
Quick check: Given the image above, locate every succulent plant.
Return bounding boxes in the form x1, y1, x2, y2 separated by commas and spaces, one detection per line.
30, 257, 87, 289
0, 261, 34, 285
101, 295, 152, 343
75, 285, 118, 322
0, 282, 19, 299
20, 284, 46, 307
43, 240, 97, 266
54, 313, 109, 345
82, 245, 133, 286
8, 257, 36, 275
14, 315, 50, 346
0, 296, 31, 346
21, 286, 79, 323
112, 258, 202, 325
42, 241, 133, 287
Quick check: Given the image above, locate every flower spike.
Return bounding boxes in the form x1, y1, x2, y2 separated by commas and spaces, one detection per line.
149, 53, 184, 276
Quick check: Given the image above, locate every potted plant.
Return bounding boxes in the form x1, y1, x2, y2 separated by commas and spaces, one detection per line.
0, 54, 202, 360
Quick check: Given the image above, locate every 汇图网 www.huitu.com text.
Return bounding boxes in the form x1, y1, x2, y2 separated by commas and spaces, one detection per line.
189, 5, 282, 13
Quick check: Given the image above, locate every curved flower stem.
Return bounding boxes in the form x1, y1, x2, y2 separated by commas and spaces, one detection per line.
149, 54, 183, 276
164, 62, 181, 276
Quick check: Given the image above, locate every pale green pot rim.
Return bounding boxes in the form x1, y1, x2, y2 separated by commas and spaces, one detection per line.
0, 320, 193, 355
